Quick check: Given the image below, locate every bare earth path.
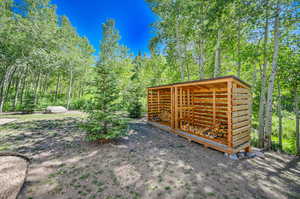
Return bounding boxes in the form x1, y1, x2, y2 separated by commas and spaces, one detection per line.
0, 113, 299, 199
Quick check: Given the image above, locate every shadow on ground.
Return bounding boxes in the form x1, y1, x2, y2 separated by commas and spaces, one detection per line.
0, 116, 299, 199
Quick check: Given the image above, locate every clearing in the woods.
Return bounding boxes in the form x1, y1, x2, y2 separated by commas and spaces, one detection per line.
0, 112, 299, 199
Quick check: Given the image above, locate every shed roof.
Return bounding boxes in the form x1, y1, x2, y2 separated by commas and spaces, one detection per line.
148, 75, 251, 89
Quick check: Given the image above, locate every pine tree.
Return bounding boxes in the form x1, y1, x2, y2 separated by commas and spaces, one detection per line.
128, 86, 143, 118
82, 62, 127, 141
21, 91, 36, 114
82, 19, 127, 141
127, 52, 143, 118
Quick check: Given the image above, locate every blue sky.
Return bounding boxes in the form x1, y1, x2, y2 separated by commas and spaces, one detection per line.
51, 0, 157, 55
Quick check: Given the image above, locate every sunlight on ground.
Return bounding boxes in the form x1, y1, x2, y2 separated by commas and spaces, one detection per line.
0, 113, 299, 199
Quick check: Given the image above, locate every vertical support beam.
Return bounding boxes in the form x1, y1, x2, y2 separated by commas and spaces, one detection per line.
147, 88, 150, 121
227, 81, 233, 147
175, 87, 178, 129
180, 87, 182, 119
183, 89, 186, 122
192, 89, 194, 130
187, 88, 190, 131
247, 86, 252, 152
171, 87, 174, 129
157, 90, 160, 114
213, 88, 216, 125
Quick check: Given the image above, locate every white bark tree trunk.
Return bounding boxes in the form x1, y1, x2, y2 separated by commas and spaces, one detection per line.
67, 67, 73, 110
295, 86, 300, 154
277, 80, 283, 151
258, 0, 269, 148
214, 28, 221, 78
264, 1, 280, 150
237, 11, 242, 77
0, 65, 17, 112
198, 40, 205, 79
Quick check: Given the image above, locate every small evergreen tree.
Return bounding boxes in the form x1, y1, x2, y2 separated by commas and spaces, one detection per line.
82, 19, 127, 141
127, 52, 143, 118
128, 88, 143, 118
21, 91, 36, 114
82, 62, 127, 141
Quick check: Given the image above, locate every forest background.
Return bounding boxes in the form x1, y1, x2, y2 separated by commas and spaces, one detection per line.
0, 0, 299, 154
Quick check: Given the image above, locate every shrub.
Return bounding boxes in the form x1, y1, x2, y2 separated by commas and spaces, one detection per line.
20, 91, 36, 114
128, 98, 142, 118
81, 63, 128, 141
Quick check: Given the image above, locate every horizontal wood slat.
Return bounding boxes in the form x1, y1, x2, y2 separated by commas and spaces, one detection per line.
233, 105, 249, 111
233, 125, 251, 135
232, 110, 250, 118
233, 135, 250, 146
233, 130, 250, 141
232, 120, 250, 129
233, 88, 249, 94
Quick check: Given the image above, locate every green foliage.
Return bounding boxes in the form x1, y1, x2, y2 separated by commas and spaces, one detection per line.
81, 19, 128, 141
20, 91, 36, 114
127, 53, 143, 118
82, 63, 128, 140
69, 95, 93, 110
1, 0, 299, 155
0, 0, 95, 112
128, 97, 143, 118
252, 112, 298, 155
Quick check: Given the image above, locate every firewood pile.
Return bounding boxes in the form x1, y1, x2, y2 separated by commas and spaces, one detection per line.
159, 109, 171, 122
152, 109, 171, 122
181, 121, 227, 139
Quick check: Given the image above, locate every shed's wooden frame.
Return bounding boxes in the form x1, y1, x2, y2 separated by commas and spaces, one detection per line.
147, 76, 251, 154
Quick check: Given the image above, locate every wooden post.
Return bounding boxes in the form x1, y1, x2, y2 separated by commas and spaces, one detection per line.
175, 87, 178, 129
171, 87, 174, 129
213, 88, 216, 125
247, 86, 252, 152
147, 88, 150, 121
179, 87, 182, 129
227, 81, 233, 147
157, 90, 160, 114
192, 89, 195, 131
187, 88, 190, 132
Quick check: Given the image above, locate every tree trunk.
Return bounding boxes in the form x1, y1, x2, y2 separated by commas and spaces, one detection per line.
295, 86, 300, 155
0, 65, 17, 112
186, 64, 190, 81
20, 78, 27, 107
55, 74, 60, 103
175, 18, 184, 81
258, 0, 269, 148
198, 40, 205, 79
67, 67, 73, 110
13, 76, 21, 111
237, 10, 241, 77
214, 28, 221, 78
43, 74, 50, 99
0, 69, 10, 112
277, 80, 283, 151
264, 0, 280, 150
252, 63, 257, 87
34, 72, 41, 105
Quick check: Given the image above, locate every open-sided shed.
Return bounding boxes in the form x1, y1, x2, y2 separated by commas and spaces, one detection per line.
147, 75, 252, 154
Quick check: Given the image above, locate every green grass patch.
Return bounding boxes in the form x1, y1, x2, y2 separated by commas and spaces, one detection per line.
251, 111, 297, 154
0, 112, 85, 121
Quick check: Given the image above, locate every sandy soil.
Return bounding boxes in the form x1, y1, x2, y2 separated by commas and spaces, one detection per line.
0, 114, 299, 199
0, 156, 29, 199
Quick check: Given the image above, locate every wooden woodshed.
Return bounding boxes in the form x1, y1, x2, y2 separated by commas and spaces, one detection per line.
147, 75, 252, 154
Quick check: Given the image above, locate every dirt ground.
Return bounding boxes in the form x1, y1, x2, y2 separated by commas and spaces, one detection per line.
0, 112, 299, 199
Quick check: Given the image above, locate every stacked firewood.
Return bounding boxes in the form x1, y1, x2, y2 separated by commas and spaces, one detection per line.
152, 109, 171, 122
181, 121, 227, 139
159, 109, 171, 122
